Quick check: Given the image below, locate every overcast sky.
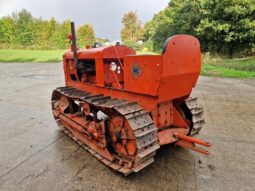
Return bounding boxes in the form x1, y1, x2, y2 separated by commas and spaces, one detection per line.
0, 0, 169, 40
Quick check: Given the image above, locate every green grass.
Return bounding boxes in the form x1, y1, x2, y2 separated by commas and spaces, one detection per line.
202, 56, 255, 78
0, 49, 64, 62
201, 64, 255, 78
204, 56, 255, 72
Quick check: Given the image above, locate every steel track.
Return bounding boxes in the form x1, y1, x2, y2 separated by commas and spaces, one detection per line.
185, 97, 205, 136
52, 86, 160, 176
51, 87, 204, 175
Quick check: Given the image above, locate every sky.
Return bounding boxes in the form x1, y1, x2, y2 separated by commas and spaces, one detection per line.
0, 0, 169, 40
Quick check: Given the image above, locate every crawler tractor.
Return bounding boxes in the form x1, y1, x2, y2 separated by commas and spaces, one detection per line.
51, 22, 211, 175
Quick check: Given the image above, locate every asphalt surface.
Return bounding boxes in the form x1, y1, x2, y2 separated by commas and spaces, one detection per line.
0, 62, 255, 191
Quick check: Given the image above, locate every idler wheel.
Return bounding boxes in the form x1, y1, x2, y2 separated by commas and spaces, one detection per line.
109, 115, 137, 159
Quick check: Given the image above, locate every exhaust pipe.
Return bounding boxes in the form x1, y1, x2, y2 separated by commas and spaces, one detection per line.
70, 22, 78, 68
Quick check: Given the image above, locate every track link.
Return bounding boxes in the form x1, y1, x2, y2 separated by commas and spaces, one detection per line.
52, 86, 160, 175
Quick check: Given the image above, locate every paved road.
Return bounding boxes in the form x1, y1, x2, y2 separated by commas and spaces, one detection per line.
0, 62, 255, 191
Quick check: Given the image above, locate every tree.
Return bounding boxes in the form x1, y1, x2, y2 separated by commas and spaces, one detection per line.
34, 18, 50, 48
143, 0, 255, 56
195, 0, 255, 55
143, 6, 175, 50
77, 24, 95, 47
14, 9, 36, 46
0, 16, 15, 47
52, 19, 71, 49
46, 18, 58, 48
121, 11, 143, 42
0, 9, 97, 49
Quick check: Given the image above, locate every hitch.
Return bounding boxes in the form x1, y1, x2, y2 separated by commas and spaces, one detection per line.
174, 133, 211, 155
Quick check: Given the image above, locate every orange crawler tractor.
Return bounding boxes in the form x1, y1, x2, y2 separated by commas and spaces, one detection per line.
51, 22, 211, 175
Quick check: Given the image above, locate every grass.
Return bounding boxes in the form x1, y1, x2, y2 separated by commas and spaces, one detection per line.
201, 64, 255, 78
203, 56, 255, 72
0, 49, 64, 62
202, 56, 255, 78
0, 49, 254, 78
